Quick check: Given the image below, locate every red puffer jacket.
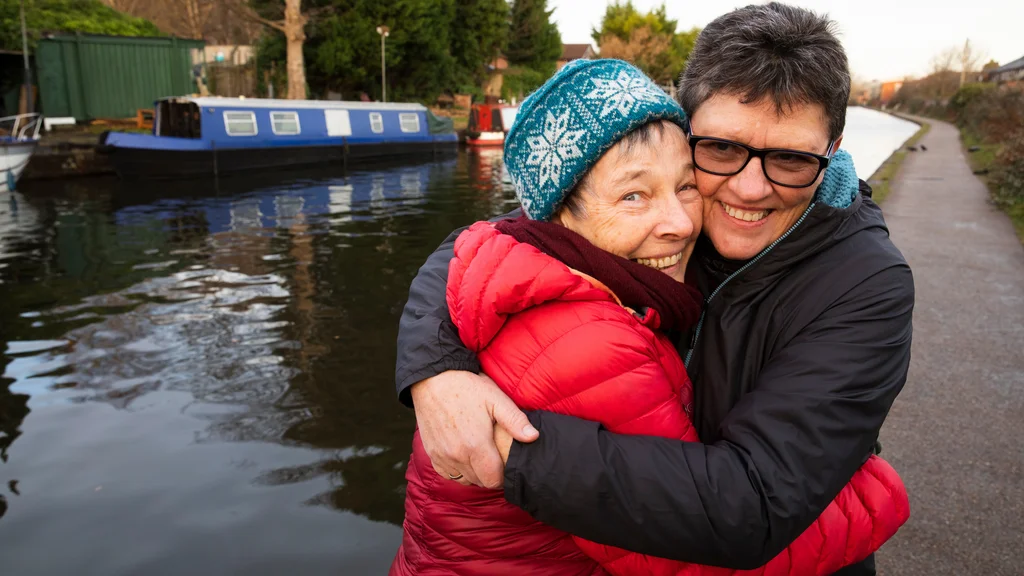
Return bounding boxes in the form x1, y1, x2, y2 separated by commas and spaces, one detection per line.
391, 223, 909, 576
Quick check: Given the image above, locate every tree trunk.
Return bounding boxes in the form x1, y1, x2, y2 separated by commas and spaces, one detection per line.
283, 0, 307, 100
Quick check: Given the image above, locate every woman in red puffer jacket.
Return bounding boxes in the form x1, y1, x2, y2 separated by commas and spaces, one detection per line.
391, 220, 909, 576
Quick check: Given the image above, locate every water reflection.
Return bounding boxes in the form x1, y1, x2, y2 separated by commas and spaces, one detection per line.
0, 154, 515, 574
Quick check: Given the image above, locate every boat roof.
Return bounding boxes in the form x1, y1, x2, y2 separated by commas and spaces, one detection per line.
169, 96, 428, 112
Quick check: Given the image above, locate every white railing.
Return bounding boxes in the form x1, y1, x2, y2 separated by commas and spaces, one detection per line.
0, 113, 43, 141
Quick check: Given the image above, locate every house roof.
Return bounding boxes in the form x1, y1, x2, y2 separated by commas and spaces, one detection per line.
991, 55, 1024, 74
560, 44, 593, 61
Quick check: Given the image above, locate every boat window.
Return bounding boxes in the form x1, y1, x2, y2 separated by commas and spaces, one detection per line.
224, 111, 257, 136
399, 113, 420, 133
270, 111, 301, 135
369, 112, 384, 134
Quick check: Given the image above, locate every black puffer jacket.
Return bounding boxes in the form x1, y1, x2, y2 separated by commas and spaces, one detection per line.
395, 184, 914, 575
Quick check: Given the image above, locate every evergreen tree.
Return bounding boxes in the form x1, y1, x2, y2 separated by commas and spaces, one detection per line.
506, 0, 560, 73
252, 0, 517, 103
451, 0, 509, 90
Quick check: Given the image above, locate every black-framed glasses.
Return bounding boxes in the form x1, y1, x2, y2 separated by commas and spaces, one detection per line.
683, 121, 836, 188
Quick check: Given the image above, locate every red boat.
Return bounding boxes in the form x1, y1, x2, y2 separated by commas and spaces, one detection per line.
466, 103, 518, 147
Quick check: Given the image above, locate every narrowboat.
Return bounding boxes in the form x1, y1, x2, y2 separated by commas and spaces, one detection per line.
466, 103, 518, 147
99, 97, 459, 179
1, 113, 42, 192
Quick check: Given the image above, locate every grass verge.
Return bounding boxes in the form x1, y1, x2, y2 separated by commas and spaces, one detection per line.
867, 118, 931, 205
960, 131, 1024, 244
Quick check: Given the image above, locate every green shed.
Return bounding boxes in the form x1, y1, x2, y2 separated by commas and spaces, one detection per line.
36, 34, 204, 121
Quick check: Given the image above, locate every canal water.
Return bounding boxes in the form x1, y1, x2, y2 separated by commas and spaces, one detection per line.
0, 108, 917, 575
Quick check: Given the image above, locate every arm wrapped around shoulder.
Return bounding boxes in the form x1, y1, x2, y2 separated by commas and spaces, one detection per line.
504, 263, 915, 570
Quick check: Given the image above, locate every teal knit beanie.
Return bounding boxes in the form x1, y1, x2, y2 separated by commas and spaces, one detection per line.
504, 59, 688, 220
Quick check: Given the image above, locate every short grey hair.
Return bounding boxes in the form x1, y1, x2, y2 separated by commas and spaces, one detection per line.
678, 2, 850, 141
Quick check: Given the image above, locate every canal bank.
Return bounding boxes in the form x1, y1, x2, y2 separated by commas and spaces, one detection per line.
865, 115, 930, 204
875, 116, 1024, 576
21, 130, 116, 180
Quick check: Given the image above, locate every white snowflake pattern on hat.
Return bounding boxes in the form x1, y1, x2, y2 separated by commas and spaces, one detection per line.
584, 70, 668, 118
524, 109, 587, 189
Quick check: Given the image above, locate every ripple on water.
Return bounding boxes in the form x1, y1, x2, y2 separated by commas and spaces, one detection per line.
4, 340, 70, 355
0, 156, 512, 574
3, 266, 296, 413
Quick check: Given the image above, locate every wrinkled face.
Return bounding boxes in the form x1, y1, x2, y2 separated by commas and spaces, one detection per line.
689, 94, 842, 260
555, 123, 702, 283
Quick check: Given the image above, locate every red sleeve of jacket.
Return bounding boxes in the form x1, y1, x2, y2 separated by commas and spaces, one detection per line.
575, 454, 907, 576
447, 224, 909, 575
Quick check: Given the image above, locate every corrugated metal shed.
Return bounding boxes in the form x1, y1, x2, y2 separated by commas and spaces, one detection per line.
36, 34, 204, 121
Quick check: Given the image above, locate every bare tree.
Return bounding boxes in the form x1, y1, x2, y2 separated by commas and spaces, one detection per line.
106, 0, 308, 98
958, 39, 985, 86
280, 0, 307, 100
180, 0, 215, 40
930, 47, 958, 74
102, 0, 149, 13
103, 0, 261, 43
229, 0, 307, 99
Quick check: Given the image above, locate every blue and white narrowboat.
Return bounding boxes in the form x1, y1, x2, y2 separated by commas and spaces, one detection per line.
99, 97, 459, 179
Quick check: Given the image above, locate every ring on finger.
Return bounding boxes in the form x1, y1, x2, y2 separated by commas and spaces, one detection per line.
447, 472, 464, 480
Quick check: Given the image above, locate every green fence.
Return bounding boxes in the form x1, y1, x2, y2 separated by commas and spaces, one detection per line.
36, 34, 203, 121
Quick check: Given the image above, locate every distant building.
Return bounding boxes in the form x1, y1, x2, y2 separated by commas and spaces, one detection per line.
190, 45, 257, 98
557, 44, 595, 70
986, 56, 1024, 84
192, 45, 254, 66
483, 54, 510, 100
851, 80, 882, 105
879, 81, 904, 105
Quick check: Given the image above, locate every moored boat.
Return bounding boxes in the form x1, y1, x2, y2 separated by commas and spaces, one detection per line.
466, 103, 517, 147
98, 97, 459, 179
1, 113, 42, 192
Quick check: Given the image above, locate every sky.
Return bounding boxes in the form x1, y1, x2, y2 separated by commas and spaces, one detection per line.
549, 0, 1024, 81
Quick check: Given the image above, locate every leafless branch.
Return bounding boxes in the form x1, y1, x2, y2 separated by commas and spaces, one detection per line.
225, 0, 286, 33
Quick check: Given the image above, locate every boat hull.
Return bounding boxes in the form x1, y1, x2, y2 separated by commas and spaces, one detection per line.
101, 140, 458, 180
0, 140, 38, 192
466, 131, 505, 147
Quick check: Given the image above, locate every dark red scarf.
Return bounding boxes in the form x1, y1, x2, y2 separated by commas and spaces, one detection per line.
494, 217, 703, 332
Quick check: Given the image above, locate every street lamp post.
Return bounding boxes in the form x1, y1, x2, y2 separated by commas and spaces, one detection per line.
376, 26, 390, 103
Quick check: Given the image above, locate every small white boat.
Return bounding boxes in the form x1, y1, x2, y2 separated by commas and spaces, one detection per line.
1, 113, 42, 192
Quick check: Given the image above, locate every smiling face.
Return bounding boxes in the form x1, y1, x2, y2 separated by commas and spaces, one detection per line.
554, 121, 702, 283
690, 94, 843, 260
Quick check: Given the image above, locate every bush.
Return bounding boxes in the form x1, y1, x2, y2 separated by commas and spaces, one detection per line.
959, 86, 1024, 143
950, 82, 996, 114
992, 129, 1024, 208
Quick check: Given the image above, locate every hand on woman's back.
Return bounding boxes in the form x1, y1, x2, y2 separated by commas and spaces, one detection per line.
410, 370, 537, 489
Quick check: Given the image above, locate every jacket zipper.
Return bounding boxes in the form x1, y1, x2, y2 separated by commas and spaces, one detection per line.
684, 202, 817, 369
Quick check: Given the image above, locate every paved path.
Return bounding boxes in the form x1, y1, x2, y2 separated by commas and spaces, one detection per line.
876, 116, 1024, 575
